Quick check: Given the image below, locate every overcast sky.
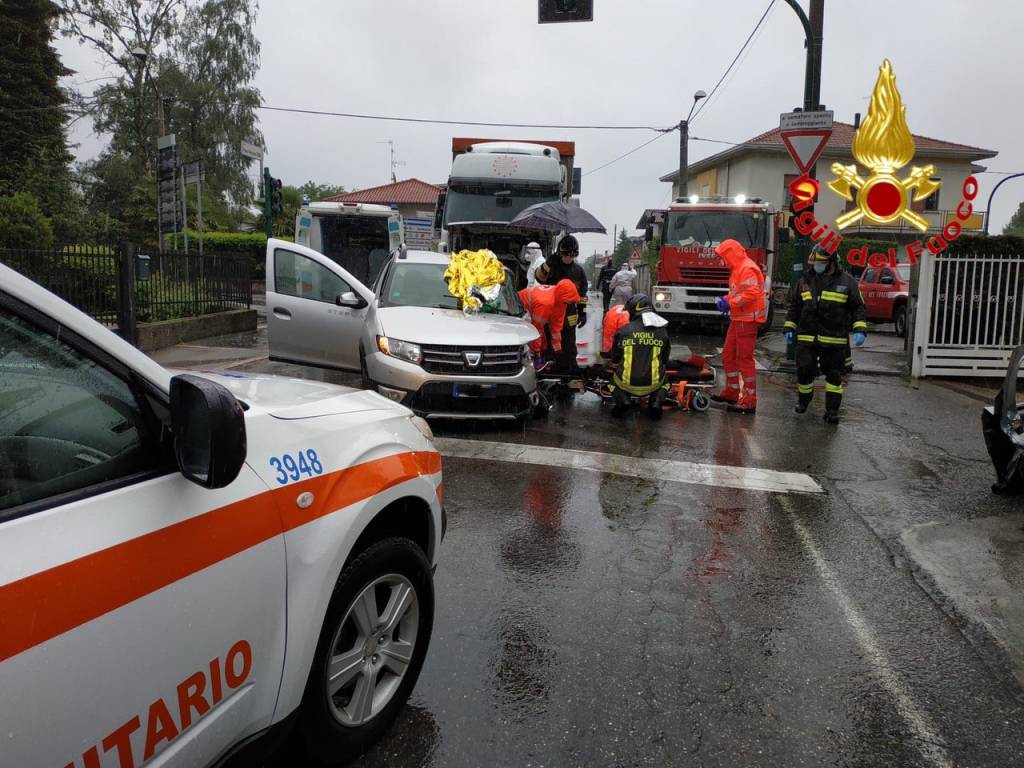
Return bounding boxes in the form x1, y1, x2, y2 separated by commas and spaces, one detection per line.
57, 0, 1024, 254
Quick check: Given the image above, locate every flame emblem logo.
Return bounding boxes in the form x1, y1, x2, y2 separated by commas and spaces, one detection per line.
828, 60, 940, 232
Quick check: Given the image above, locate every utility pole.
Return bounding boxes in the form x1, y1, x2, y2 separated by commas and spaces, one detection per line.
677, 90, 707, 200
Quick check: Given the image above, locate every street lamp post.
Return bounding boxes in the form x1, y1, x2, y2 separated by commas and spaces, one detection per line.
984, 173, 1024, 235
678, 90, 707, 200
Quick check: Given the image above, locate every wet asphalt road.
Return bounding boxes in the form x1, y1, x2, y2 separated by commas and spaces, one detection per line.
238, 327, 1024, 767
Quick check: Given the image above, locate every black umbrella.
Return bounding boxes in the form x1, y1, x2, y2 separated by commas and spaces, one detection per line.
510, 201, 607, 234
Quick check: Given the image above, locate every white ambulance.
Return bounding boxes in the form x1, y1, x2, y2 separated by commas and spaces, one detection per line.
0, 262, 444, 767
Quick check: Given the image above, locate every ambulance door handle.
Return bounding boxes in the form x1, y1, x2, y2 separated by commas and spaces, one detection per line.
273, 307, 292, 319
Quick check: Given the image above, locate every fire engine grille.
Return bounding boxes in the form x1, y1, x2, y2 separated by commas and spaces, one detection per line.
677, 267, 730, 284
420, 344, 523, 376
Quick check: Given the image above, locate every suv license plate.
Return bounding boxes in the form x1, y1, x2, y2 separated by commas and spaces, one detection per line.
453, 383, 497, 398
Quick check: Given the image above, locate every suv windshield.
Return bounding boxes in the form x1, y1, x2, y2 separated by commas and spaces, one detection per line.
664, 210, 768, 249
381, 262, 523, 316
443, 182, 560, 225
316, 214, 392, 286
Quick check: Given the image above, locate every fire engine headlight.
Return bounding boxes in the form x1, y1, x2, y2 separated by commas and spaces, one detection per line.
735, 194, 747, 205
688, 194, 699, 204
655, 292, 669, 302
377, 336, 423, 366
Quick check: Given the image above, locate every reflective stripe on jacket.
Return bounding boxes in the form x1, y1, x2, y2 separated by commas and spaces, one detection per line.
784, 266, 867, 345
611, 317, 672, 396
715, 239, 767, 324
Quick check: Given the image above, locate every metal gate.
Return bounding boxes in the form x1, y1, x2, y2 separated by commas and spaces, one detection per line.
912, 251, 1024, 377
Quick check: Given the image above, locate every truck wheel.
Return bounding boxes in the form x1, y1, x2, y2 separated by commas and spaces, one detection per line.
894, 304, 907, 337
298, 538, 434, 765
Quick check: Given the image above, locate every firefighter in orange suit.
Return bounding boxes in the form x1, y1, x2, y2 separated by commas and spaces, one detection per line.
710, 238, 767, 414
518, 279, 581, 361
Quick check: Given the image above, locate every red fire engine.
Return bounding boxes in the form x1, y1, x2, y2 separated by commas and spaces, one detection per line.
649, 196, 782, 327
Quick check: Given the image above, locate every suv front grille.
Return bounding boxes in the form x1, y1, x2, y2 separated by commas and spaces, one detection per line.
420, 344, 522, 376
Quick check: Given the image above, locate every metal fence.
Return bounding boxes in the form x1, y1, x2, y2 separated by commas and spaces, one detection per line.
1, 246, 251, 337
136, 250, 252, 323
0, 247, 120, 325
911, 251, 1024, 377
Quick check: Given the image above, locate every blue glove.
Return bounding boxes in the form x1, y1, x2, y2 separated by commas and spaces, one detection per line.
715, 297, 730, 315
853, 332, 866, 347
785, 331, 794, 344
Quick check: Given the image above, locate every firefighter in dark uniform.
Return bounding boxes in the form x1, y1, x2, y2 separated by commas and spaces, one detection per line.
609, 294, 672, 419
535, 235, 589, 373
785, 247, 867, 424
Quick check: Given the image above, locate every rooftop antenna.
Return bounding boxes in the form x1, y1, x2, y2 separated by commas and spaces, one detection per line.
376, 139, 406, 183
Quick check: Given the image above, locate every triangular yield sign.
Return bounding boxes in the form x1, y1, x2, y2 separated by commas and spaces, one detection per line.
780, 130, 832, 174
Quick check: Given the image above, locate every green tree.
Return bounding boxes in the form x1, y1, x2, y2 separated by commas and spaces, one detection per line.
1, 0, 80, 244
612, 228, 632, 267
1002, 201, 1024, 237
61, 0, 262, 242
299, 181, 347, 201
0, 193, 55, 248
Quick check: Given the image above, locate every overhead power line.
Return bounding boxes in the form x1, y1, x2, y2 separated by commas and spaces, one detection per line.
257, 105, 668, 132
583, 130, 676, 177
691, 0, 777, 123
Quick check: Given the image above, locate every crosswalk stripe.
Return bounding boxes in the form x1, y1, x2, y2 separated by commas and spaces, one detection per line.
433, 438, 823, 495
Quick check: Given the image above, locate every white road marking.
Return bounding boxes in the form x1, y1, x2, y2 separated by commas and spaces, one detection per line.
433, 438, 823, 495
778, 495, 954, 768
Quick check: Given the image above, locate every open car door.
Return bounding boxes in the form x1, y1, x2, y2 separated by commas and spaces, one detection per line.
982, 344, 1024, 494
265, 238, 373, 371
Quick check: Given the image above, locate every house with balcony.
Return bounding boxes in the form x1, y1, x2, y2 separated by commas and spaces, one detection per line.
659, 122, 996, 240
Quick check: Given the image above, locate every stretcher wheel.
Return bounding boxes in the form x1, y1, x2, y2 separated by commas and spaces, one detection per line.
691, 391, 710, 412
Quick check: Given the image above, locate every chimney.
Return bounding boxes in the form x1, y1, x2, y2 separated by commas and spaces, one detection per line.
853, 112, 861, 130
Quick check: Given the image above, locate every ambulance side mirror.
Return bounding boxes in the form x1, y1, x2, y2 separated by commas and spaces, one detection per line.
170, 374, 247, 489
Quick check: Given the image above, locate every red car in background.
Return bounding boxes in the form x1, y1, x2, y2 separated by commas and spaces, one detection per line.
859, 264, 911, 337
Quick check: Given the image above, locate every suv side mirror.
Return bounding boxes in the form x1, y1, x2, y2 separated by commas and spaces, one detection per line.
170, 374, 247, 489
336, 291, 368, 309
880, 274, 895, 285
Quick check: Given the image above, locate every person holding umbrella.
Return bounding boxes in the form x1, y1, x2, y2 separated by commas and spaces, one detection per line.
535, 235, 589, 374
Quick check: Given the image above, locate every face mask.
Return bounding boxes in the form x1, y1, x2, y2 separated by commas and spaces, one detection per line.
813, 262, 827, 274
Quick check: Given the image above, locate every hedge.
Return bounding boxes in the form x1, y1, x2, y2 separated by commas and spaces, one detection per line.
165, 231, 293, 278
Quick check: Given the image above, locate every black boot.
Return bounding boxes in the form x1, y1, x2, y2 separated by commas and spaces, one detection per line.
823, 410, 840, 424
794, 400, 810, 414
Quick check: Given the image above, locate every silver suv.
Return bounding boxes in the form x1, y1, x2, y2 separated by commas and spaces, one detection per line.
266, 239, 540, 419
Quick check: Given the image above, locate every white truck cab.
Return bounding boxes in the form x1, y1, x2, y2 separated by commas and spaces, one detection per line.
0, 262, 443, 767
295, 201, 403, 288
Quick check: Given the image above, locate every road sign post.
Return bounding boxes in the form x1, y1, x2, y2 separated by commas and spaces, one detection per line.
780, 110, 832, 359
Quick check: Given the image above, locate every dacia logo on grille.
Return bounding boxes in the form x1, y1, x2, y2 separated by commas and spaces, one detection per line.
463, 351, 482, 367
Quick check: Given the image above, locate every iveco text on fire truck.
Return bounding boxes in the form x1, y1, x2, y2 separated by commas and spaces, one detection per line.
651, 196, 782, 327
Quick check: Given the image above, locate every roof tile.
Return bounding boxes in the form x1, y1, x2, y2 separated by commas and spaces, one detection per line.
326, 178, 441, 206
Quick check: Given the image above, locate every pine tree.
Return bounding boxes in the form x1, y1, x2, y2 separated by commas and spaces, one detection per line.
1002, 201, 1024, 237
0, 0, 73, 197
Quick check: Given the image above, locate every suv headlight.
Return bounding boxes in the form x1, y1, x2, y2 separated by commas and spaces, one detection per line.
377, 336, 423, 366
521, 344, 532, 365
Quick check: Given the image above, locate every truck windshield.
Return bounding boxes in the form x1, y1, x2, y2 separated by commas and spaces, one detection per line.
443, 182, 560, 225
381, 262, 523, 316
664, 211, 768, 249
317, 214, 392, 286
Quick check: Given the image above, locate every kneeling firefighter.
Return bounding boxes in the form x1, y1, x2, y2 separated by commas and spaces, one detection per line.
609, 294, 672, 419
785, 247, 867, 424
535, 235, 589, 372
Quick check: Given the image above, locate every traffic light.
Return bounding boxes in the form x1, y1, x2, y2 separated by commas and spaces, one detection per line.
272, 178, 284, 217
788, 174, 820, 205
538, 0, 593, 23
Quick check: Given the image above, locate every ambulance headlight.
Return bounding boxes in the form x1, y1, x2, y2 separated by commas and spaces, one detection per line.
377, 336, 423, 366
411, 416, 434, 440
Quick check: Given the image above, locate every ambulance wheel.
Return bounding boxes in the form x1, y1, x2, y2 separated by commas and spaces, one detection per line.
691, 391, 710, 412
298, 537, 434, 763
